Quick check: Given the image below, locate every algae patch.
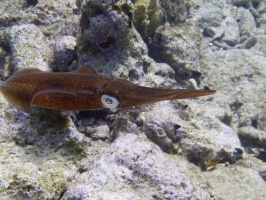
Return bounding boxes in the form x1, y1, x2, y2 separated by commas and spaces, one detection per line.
132, 0, 163, 39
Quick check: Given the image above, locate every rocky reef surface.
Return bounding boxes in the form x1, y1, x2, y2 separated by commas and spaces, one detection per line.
0, 0, 265, 199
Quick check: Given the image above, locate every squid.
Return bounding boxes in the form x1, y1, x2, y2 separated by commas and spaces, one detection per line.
0, 65, 215, 113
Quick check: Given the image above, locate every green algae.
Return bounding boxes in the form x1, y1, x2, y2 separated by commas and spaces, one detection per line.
0, 131, 86, 199
132, 0, 163, 39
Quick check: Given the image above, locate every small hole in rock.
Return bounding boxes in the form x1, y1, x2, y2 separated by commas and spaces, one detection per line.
98, 37, 115, 50
230, 101, 243, 111
219, 114, 232, 126
174, 124, 181, 129
26, 0, 38, 7
251, 118, 258, 128
129, 69, 139, 80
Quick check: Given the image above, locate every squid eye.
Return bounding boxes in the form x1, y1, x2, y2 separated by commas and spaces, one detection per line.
101, 94, 120, 111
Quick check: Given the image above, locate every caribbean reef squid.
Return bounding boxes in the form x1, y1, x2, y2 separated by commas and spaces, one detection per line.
0, 65, 215, 113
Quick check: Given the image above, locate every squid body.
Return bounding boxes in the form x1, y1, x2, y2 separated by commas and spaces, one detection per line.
0, 65, 215, 113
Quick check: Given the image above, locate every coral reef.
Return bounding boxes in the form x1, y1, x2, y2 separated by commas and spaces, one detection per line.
132, 0, 188, 39
77, 0, 136, 73
149, 20, 202, 83
62, 134, 211, 199
6, 24, 51, 72
0, 0, 266, 199
53, 35, 77, 71
132, 0, 164, 39
204, 164, 266, 199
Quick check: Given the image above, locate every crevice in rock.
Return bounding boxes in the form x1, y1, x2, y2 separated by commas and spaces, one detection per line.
25, 0, 38, 8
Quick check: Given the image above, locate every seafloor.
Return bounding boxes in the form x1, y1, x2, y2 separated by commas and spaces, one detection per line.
0, 0, 265, 199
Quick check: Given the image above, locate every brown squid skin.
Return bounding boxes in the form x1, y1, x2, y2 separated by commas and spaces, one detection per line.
0, 65, 215, 113
101, 78, 215, 108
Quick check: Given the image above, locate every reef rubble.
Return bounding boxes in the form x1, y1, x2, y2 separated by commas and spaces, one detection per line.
0, 0, 265, 199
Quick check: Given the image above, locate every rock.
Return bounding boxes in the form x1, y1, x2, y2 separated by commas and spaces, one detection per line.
209, 24, 226, 42
178, 102, 243, 167
238, 35, 256, 49
53, 35, 77, 71
79, 0, 133, 52
80, 7, 129, 51
6, 24, 51, 71
59, 15, 80, 37
150, 20, 202, 81
62, 134, 211, 199
144, 61, 176, 88
0, 110, 88, 199
195, 1, 259, 49
142, 101, 243, 168
0, 0, 26, 26
0, 0, 78, 31
0, 0, 266, 199
142, 102, 186, 143
78, 0, 178, 86
232, 0, 260, 7
260, 170, 266, 181
200, 49, 266, 126
193, 0, 225, 28
160, 0, 188, 24
204, 164, 266, 199
221, 16, 240, 46
111, 109, 141, 139
238, 126, 266, 148
77, 0, 149, 81
144, 120, 178, 154
253, 34, 266, 54
237, 102, 266, 131
203, 27, 216, 38
86, 125, 110, 141
257, 1, 266, 31
0, 44, 11, 79
236, 7, 257, 36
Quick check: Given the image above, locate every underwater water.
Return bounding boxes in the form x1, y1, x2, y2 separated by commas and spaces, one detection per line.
0, 0, 265, 199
